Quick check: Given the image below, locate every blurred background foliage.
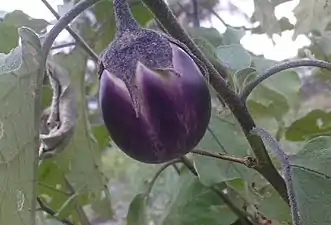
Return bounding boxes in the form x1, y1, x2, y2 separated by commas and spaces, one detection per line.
1, 0, 331, 224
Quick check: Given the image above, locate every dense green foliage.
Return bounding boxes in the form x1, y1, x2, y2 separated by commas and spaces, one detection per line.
1, 0, 331, 224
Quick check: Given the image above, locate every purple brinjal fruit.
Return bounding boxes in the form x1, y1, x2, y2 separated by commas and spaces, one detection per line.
98, 0, 211, 163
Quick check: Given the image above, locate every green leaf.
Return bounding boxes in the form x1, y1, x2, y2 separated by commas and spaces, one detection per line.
289, 136, 331, 225
222, 27, 245, 45
90, 190, 114, 221
53, 48, 107, 189
247, 100, 279, 133
37, 48, 111, 220
0, 23, 19, 53
285, 109, 331, 141
253, 0, 280, 37
258, 70, 301, 110
315, 31, 331, 56
248, 83, 289, 121
290, 136, 331, 177
92, 125, 110, 150
194, 111, 255, 186
186, 27, 223, 46
293, 0, 331, 39
258, 185, 292, 224
160, 170, 238, 225
0, 28, 42, 225
251, 56, 277, 73
126, 194, 148, 225
37, 161, 70, 210
193, 37, 228, 78
233, 67, 257, 92
3, 10, 49, 33
216, 44, 251, 71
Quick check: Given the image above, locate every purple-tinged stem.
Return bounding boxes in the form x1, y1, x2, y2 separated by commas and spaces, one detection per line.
113, 0, 139, 35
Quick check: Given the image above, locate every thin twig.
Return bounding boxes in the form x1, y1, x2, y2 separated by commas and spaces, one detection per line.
51, 42, 76, 50
180, 156, 198, 176
192, 149, 257, 168
146, 158, 181, 197
141, 0, 288, 203
41, 0, 99, 62
37, 197, 74, 225
191, 0, 200, 27
211, 187, 250, 225
38, 181, 70, 196
240, 59, 331, 101
172, 164, 181, 175
64, 178, 92, 225
200, 5, 252, 30
41, 0, 101, 71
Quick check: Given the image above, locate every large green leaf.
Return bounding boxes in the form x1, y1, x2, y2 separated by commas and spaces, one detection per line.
221, 27, 245, 45
233, 67, 257, 93
159, 170, 238, 225
3, 10, 49, 33
0, 28, 42, 225
0, 23, 19, 53
257, 185, 292, 224
0, 10, 49, 54
249, 84, 289, 122
247, 100, 279, 134
186, 27, 223, 47
253, 0, 280, 37
315, 31, 331, 56
216, 44, 251, 72
293, 0, 331, 39
37, 48, 112, 222
289, 136, 331, 225
285, 109, 331, 141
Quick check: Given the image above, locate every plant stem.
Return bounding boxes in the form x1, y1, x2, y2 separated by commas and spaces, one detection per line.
41, 0, 99, 62
113, 0, 140, 34
64, 178, 91, 225
146, 159, 181, 198
37, 197, 73, 225
240, 59, 331, 101
252, 127, 300, 225
140, 0, 288, 203
192, 149, 257, 168
51, 42, 76, 50
211, 187, 251, 225
191, 0, 200, 27
180, 156, 198, 176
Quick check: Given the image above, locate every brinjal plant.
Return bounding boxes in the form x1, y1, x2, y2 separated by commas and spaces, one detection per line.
98, 0, 211, 163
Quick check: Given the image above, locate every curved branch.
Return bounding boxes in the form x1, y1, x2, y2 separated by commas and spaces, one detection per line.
41, 0, 99, 62
240, 59, 331, 101
252, 127, 300, 225
41, 0, 101, 64
141, 0, 288, 203
146, 158, 181, 198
